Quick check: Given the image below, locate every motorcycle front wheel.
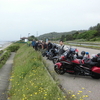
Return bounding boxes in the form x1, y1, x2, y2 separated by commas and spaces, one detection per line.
91, 73, 100, 79
54, 65, 65, 75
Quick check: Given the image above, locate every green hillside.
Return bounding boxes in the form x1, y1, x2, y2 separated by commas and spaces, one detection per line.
38, 30, 86, 41
38, 23, 100, 42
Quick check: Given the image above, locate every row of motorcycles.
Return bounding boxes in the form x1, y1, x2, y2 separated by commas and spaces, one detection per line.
42, 44, 100, 79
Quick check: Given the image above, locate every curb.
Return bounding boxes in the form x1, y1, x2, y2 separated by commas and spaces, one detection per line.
42, 56, 67, 98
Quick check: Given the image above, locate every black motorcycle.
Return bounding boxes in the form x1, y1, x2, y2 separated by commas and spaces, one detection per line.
46, 48, 59, 60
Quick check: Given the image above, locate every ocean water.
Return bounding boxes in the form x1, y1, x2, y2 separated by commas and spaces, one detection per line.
0, 41, 10, 47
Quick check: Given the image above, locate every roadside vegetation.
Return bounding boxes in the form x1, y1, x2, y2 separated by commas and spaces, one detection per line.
9, 44, 66, 100
0, 50, 3, 55
0, 50, 11, 68
0, 43, 21, 69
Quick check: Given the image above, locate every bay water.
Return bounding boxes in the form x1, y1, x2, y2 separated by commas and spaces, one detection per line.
0, 41, 11, 48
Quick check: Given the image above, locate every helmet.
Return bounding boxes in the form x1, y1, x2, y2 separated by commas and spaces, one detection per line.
97, 53, 100, 57
81, 51, 85, 56
86, 52, 89, 55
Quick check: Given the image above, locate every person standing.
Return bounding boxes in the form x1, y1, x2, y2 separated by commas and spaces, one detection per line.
58, 40, 69, 55
47, 40, 53, 52
34, 41, 39, 51
32, 39, 36, 49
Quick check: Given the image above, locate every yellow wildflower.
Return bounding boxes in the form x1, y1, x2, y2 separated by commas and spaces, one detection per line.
79, 91, 82, 93
82, 87, 85, 89
72, 94, 75, 97
89, 91, 91, 93
63, 96, 66, 98
85, 95, 89, 97
44, 94, 47, 96
34, 92, 37, 95
30, 94, 32, 96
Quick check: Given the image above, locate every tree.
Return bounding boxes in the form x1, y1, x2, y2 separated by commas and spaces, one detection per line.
60, 35, 66, 42
96, 23, 100, 36
28, 35, 37, 41
66, 34, 74, 41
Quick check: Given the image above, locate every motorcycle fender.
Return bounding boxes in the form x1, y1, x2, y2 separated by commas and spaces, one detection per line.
91, 66, 100, 74
55, 62, 62, 69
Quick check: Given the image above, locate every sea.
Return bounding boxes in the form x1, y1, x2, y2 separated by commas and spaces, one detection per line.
0, 41, 11, 48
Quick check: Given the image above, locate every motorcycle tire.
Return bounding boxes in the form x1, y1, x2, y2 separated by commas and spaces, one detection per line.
53, 58, 58, 64
54, 65, 65, 75
91, 73, 100, 79
48, 55, 52, 60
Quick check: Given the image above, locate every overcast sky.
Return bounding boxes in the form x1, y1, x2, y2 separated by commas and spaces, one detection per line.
0, 0, 100, 41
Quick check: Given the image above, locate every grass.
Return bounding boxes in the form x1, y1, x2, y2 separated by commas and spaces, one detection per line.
9, 44, 66, 100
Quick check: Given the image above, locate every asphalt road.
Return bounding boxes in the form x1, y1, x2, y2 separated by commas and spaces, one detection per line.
43, 46, 100, 100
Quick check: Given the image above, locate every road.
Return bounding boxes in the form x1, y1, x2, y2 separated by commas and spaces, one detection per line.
43, 46, 100, 100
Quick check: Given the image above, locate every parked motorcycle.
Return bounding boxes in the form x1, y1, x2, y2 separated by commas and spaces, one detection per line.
46, 45, 59, 60
54, 48, 100, 79
53, 48, 79, 64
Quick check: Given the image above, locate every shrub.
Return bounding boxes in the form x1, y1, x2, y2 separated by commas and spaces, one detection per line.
0, 50, 3, 55
0, 50, 11, 68
7, 45, 20, 52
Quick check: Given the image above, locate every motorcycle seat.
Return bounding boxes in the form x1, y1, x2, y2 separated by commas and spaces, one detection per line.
77, 55, 83, 59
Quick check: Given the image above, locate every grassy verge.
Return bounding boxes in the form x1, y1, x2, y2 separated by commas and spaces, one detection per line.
9, 44, 66, 100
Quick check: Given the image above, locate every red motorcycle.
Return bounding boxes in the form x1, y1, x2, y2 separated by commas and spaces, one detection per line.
54, 48, 100, 79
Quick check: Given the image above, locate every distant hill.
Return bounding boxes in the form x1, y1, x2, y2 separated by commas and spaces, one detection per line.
38, 30, 86, 40
38, 23, 100, 41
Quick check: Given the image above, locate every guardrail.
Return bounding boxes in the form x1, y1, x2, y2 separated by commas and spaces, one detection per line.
67, 42, 100, 47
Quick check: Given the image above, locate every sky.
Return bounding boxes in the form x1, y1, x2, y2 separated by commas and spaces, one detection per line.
0, 0, 100, 41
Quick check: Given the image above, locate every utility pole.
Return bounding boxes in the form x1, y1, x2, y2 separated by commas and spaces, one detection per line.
28, 33, 30, 41
20, 34, 21, 40
36, 31, 38, 40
